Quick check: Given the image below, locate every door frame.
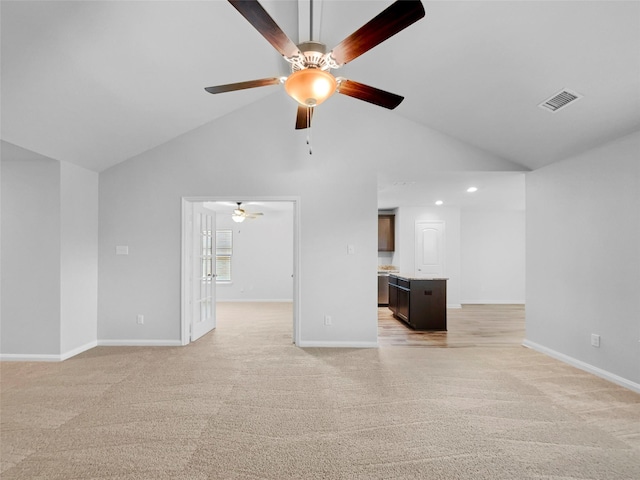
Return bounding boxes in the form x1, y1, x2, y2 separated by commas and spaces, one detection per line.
180, 196, 301, 346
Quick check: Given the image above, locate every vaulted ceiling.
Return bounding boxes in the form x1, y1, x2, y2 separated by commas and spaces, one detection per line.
2, 0, 639, 179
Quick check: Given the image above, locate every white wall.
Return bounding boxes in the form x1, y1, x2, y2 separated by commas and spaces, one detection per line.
60, 162, 99, 356
395, 206, 462, 308
1, 144, 61, 356
461, 210, 525, 303
1, 142, 99, 360
98, 93, 522, 347
525, 130, 640, 390
213, 204, 293, 301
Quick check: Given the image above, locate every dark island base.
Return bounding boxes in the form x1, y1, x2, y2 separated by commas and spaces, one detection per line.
392, 314, 447, 331
388, 275, 447, 331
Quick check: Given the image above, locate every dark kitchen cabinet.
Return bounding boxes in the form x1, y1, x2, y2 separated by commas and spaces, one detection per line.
388, 276, 398, 312
388, 275, 447, 330
378, 214, 395, 252
397, 286, 410, 322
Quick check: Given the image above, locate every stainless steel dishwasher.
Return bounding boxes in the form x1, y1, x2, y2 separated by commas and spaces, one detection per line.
378, 273, 390, 306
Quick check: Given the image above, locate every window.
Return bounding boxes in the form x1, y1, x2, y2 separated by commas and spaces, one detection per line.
215, 229, 232, 282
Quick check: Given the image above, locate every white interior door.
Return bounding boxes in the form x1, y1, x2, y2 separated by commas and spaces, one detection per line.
191, 203, 216, 341
415, 221, 445, 277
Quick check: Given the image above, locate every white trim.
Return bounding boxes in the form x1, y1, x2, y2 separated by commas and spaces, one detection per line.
180, 198, 190, 346
1, 340, 181, 361
1, 341, 98, 362
523, 339, 640, 394
297, 341, 379, 348
60, 341, 98, 361
447, 304, 462, 309
98, 339, 182, 347
292, 199, 301, 346
0, 353, 62, 362
216, 299, 293, 303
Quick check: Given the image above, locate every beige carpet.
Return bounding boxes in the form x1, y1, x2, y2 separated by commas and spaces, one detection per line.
1, 303, 639, 479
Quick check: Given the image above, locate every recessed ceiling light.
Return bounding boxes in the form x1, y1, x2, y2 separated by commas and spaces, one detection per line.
467, 187, 478, 193
435, 200, 443, 206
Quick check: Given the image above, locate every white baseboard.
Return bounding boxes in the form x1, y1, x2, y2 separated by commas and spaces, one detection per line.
297, 341, 379, 348
1, 339, 184, 361
0, 353, 62, 362
447, 304, 462, 309
1, 340, 99, 362
60, 341, 98, 361
216, 299, 293, 303
97, 339, 182, 347
522, 339, 640, 394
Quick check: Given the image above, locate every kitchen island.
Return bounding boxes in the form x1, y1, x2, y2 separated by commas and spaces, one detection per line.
388, 274, 447, 331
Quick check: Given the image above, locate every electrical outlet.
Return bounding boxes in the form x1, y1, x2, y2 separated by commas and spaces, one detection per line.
324, 315, 332, 326
137, 314, 144, 325
591, 334, 600, 348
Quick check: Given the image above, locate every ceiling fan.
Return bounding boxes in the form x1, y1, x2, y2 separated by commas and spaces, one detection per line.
205, 0, 425, 130
232, 202, 264, 223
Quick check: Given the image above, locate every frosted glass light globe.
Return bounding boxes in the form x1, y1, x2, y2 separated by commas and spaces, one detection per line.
284, 69, 337, 107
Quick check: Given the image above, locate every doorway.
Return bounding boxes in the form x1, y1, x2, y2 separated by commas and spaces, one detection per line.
181, 197, 300, 346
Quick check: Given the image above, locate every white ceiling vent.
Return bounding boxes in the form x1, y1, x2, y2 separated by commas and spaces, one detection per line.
539, 89, 583, 112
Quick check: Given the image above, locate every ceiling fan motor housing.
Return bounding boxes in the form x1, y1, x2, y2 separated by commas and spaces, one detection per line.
292, 41, 331, 71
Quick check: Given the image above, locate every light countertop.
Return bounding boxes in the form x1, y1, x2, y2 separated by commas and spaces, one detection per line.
390, 273, 448, 281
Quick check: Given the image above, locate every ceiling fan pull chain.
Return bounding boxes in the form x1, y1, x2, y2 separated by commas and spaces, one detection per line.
307, 107, 313, 155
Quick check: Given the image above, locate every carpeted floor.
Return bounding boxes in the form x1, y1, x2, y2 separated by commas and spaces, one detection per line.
1, 303, 639, 479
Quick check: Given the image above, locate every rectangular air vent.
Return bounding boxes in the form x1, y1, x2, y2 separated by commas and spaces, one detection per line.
539, 89, 583, 112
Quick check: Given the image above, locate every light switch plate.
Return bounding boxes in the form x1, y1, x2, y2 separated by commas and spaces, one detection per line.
116, 245, 129, 255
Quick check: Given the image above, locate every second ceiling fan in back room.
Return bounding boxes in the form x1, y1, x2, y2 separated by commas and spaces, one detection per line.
231, 202, 263, 223
205, 0, 425, 132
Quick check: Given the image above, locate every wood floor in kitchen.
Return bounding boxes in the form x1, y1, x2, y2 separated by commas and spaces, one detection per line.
378, 304, 525, 347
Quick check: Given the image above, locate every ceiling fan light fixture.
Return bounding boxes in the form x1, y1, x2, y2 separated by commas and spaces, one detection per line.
285, 68, 336, 107
232, 214, 245, 223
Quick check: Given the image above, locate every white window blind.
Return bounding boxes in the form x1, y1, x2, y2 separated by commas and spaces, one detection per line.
216, 230, 232, 255
216, 230, 232, 281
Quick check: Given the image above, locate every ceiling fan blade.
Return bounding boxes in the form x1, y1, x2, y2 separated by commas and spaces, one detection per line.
228, 0, 302, 59
329, 0, 425, 67
337, 80, 404, 109
295, 105, 314, 130
205, 77, 281, 94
